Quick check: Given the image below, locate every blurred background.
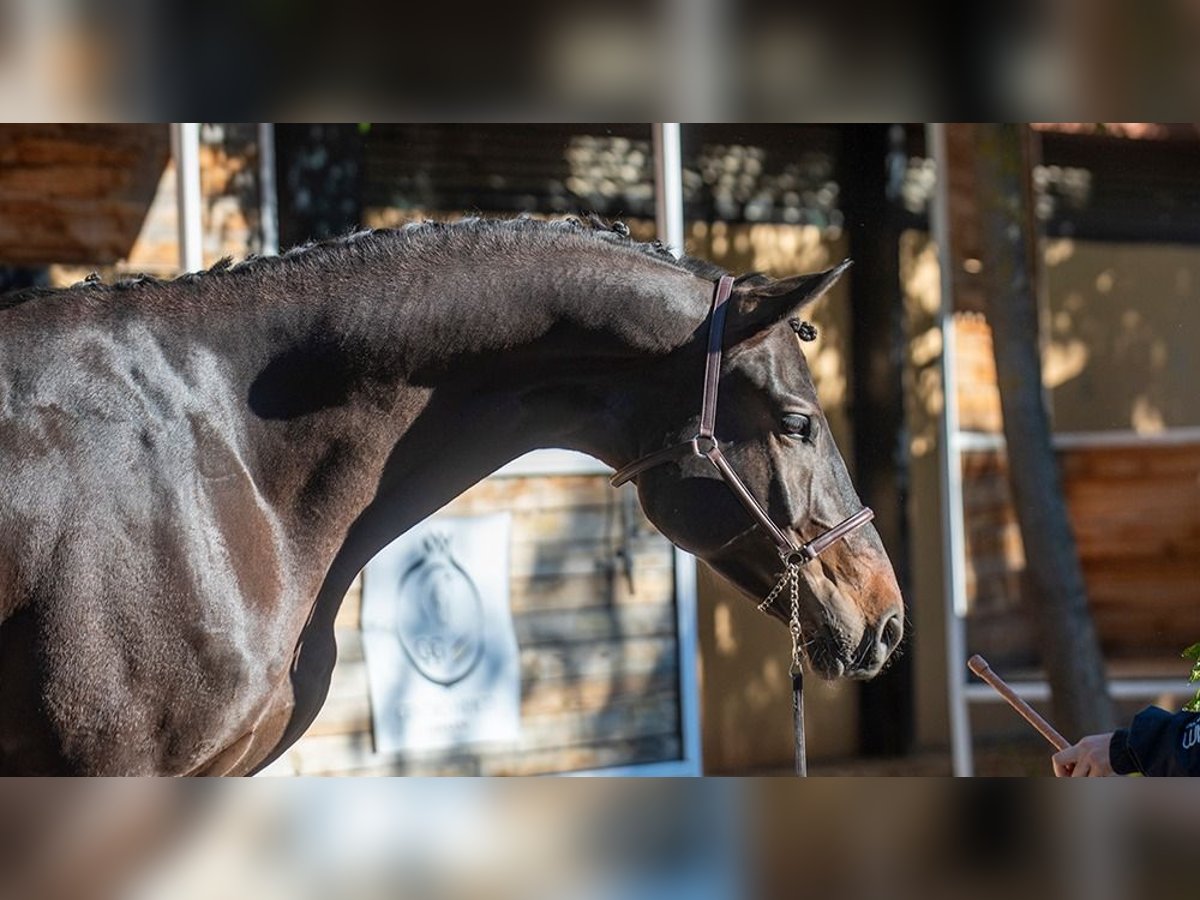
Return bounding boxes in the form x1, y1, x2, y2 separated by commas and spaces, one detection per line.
4, 0, 1200, 119
0, 123, 1197, 778
0, 779, 1196, 900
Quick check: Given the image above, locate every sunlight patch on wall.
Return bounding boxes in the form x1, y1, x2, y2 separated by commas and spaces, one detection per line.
1042, 339, 1088, 388
1131, 396, 1166, 434
714, 603, 739, 657
1042, 237, 1075, 267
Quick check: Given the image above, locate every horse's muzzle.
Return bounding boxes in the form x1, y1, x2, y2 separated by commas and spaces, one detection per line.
808, 609, 904, 681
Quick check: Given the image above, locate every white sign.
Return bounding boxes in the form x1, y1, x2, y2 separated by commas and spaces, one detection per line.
361, 513, 520, 753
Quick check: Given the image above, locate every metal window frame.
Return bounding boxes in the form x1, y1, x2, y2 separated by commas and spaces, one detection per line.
173, 123, 280, 268
169, 123, 203, 273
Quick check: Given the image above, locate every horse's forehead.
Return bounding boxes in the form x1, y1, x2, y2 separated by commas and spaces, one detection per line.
730, 330, 817, 398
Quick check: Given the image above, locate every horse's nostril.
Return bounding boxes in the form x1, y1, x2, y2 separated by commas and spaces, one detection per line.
880, 613, 904, 652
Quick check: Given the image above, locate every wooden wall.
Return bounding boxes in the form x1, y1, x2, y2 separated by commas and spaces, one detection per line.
0, 125, 168, 266
964, 441, 1200, 669
264, 473, 684, 776
42, 124, 263, 284
1064, 444, 1200, 653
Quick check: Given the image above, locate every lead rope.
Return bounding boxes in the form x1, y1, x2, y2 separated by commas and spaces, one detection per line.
757, 556, 807, 776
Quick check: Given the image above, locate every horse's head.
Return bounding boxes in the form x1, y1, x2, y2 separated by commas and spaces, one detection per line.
631, 262, 904, 680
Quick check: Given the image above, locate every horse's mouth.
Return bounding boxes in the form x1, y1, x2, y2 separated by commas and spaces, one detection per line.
805, 627, 851, 680
805, 624, 886, 681
809, 654, 846, 679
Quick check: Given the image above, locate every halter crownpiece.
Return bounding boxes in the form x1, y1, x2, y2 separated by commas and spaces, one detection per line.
610, 274, 874, 572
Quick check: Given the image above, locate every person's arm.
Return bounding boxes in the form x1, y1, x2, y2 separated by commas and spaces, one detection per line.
1053, 707, 1200, 776
1108, 707, 1200, 776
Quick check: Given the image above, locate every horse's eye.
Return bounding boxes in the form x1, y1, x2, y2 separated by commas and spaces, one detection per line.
782, 413, 814, 440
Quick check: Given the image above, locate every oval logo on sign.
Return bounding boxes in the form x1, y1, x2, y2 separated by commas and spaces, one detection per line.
395, 531, 484, 686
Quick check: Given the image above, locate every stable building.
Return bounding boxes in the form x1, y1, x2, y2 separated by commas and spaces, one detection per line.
2, 122, 1196, 775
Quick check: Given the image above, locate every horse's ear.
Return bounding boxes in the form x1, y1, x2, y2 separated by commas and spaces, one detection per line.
729, 260, 851, 341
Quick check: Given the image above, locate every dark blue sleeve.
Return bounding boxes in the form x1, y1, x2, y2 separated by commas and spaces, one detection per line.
1108, 707, 1200, 776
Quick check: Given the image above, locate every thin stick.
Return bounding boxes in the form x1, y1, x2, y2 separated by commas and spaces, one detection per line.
967, 654, 1071, 752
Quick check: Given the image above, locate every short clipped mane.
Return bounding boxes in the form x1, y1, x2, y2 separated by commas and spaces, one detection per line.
0, 215, 730, 313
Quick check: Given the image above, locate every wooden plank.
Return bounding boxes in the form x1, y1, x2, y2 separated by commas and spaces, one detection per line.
515, 604, 678, 645
519, 636, 678, 681
333, 630, 678, 679
479, 734, 681, 776
963, 441, 1200, 660
510, 567, 676, 612
519, 671, 678, 717
968, 655, 1197, 683
284, 694, 680, 775
332, 576, 363, 629
506, 537, 673, 579
325, 656, 370, 703
304, 694, 372, 738
307, 668, 679, 738
506, 506, 657, 544
1060, 444, 1200, 480
967, 610, 1040, 666
440, 475, 617, 513
0, 125, 169, 265
291, 734, 682, 777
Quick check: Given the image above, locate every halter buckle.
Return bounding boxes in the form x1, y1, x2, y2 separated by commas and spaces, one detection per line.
690, 434, 718, 457
781, 548, 812, 569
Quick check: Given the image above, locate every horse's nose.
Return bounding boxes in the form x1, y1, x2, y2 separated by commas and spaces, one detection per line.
849, 611, 904, 678
876, 611, 904, 659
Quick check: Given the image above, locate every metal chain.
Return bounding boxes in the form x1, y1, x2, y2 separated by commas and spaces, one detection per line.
757, 559, 805, 676
756, 563, 790, 614
787, 563, 802, 675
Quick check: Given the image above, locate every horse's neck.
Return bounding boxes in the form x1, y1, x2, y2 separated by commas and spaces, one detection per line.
353, 253, 710, 378
366, 255, 712, 486
238, 252, 709, 562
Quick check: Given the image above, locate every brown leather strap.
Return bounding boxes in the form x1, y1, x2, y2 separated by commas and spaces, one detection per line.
799, 507, 875, 560
610, 276, 733, 488
609, 441, 691, 487
699, 275, 735, 437
703, 442, 797, 553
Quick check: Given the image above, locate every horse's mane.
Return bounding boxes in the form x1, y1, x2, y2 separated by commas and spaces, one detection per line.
0, 215, 729, 313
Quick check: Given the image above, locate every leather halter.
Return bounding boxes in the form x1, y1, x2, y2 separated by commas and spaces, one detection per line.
610, 275, 875, 572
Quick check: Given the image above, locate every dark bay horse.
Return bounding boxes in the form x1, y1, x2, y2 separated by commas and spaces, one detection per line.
0, 218, 903, 775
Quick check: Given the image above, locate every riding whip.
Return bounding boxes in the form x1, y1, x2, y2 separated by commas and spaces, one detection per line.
967, 654, 1070, 751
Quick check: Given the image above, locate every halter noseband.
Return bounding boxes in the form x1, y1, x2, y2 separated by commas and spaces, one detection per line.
609, 275, 875, 591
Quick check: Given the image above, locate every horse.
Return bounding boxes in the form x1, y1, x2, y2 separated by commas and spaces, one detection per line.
0, 217, 904, 775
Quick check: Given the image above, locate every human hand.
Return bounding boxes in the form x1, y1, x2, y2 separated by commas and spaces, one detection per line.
1052, 733, 1115, 777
